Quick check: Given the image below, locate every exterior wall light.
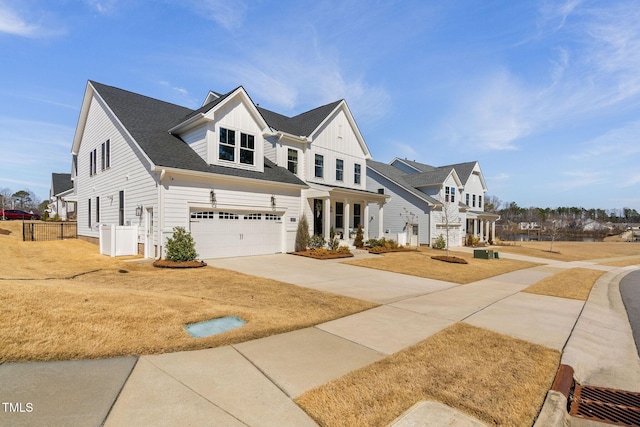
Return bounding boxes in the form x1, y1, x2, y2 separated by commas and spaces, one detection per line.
135, 205, 143, 217
271, 195, 276, 208
210, 190, 216, 205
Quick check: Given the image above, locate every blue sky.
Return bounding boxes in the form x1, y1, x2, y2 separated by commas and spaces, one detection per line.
1, 0, 639, 211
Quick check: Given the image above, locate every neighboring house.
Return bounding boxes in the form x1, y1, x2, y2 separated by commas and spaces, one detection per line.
519, 222, 541, 230
367, 158, 499, 247
70, 81, 384, 259
47, 173, 76, 220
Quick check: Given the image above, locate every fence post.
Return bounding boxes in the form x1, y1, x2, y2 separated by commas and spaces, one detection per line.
60, 223, 63, 240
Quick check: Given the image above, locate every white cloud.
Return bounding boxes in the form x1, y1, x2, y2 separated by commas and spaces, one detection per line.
0, 2, 39, 37
559, 170, 608, 191
185, 0, 248, 31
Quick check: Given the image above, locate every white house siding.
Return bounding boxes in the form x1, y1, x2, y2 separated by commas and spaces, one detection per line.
206, 97, 265, 173
366, 169, 431, 244
306, 109, 367, 189
181, 126, 208, 162
274, 137, 307, 181
76, 94, 158, 247
264, 137, 277, 163
162, 173, 301, 255
462, 169, 486, 210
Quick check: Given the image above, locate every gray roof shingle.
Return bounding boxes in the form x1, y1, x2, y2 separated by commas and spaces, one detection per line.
258, 100, 342, 137
89, 81, 305, 186
367, 160, 440, 205
52, 173, 73, 195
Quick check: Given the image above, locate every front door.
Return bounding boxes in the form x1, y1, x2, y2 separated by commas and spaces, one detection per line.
313, 198, 323, 236
144, 207, 154, 258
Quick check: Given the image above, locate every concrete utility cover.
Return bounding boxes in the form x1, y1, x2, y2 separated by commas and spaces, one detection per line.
185, 316, 246, 338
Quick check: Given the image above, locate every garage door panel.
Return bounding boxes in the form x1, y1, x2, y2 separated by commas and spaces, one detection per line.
190, 210, 282, 259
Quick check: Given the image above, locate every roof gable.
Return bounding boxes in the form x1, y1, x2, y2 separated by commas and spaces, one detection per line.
51, 173, 73, 195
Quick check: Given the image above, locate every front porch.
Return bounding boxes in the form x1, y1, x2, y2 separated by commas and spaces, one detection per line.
304, 183, 388, 243
466, 211, 500, 244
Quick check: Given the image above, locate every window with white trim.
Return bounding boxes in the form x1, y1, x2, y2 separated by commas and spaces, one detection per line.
353, 204, 361, 227
240, 133, 255, 165
472, 194, 476, 207
335, 202, 344, 228
315, 154, 324, 178
244, 213, 262, 220
96, 196, 100, 223
354, 163, 361, 184
466, 193, 470, 206
89, 149, 97, 176
287, 148, 298, 174
101, 140, 110, 171
336, 159, 344, 181
479, 195, 482, 209
265, 213, 281, 221
219, 128, 235, 162
191, 211, 215, 219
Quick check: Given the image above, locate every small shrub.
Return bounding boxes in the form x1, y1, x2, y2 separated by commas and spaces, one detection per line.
165, 227, 198, 262
313, 248, 330, 257
42, 211, 50, 221
471, 236, 480, 246
433, 234, 446, 250
327, 236, 340, 251
354, 224, 364, 248
309, 234, 326, 250
52, 213, 61, 221
337, 245, 351, 254
330, 226, 335, 240
295, 214, 310, 251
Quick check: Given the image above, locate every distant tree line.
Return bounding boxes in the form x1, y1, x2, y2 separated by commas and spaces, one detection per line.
484, 195, 640, 224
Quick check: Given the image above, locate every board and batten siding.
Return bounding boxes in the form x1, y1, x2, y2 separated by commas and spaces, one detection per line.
76, 94, 158, 245
366, 168, 432, 245
305, 109, 367, 189
162, 174, 302, 252
206, 97, 265, 173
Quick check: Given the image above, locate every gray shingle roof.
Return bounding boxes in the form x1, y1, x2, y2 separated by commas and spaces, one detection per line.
367, 160, 440, 205
52, 173, 72, 195
258, 101, 342, 136
394, 158, 436, 173
403, 169, 453, 187
89, 81, 305, 186
398, 158, 478, 184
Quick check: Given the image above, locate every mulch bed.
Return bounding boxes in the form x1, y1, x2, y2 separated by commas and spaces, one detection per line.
152, 260, 207, 268
367, 247, 419, 254
431, 255, 469, 264
0, 228, 10, 235
291, 250, 354, 260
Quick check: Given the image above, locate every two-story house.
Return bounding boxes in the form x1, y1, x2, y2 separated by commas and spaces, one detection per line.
367, 158, 499, 247
70, 81, 385, 259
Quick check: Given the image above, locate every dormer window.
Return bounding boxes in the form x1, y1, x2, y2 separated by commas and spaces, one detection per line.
219, 127, 235, 162
219, 127, 256, 166
287, 149, 298, 174
240, 133, 255, 165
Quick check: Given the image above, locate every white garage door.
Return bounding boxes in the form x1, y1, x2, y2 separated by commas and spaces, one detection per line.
190, 210, 283, 259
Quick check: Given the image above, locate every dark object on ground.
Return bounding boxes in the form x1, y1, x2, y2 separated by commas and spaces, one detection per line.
431, 255, 469, 264
153, 260, 207, 268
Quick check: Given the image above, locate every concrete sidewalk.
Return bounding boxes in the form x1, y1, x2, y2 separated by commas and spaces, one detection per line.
1, 252, 638, 426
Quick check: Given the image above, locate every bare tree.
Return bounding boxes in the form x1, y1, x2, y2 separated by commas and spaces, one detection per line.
548, 218, 561, 252
0, 187, 12, 220
440, 193, 460, 257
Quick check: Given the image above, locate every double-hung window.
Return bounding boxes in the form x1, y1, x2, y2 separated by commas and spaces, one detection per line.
354, 163, 361, 184
315, 154, 324, 178
118, 190, 125, 226
101, 140, 110, 171
472, 194, 476, 207
445, 187, 451, 202
466, 194, 470, 206
336, 159, 344, 181
96, 197, 100, 223
87, 199, 91, 228
89, 149, 97, 176
287, 149, 298, 174
451, 187, 455, 203
240, 133, 254, 165
353, 204, 361, 227
335, 202, 344, 228
478, 195, 482, 209
219, 128, 235, 162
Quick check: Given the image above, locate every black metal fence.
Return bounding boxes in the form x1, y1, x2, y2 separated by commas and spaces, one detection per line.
22, 222, 77, 241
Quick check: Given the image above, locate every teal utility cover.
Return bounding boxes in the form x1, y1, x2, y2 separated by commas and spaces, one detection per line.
185, 316, 246, 338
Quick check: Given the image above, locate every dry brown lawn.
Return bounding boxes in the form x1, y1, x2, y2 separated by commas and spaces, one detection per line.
523, 268, 607, 300
343, 247, 540, 284
0, 227, 376, 362
296, 323, 560, 427
495, 241, 640, 262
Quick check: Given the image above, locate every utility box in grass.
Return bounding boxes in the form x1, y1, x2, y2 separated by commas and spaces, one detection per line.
474, 249, 494, 259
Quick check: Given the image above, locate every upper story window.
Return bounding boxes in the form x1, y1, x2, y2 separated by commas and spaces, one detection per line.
315, 154, 324, 178
466, 193, 470, 206
287, 148, 298, 174
101, 140, 110, 171
219, 127, 236, 162
354, 163, 361, 184
472, 194, 476, 207
479, 195, 482, 209
89, 149, 97, 176
240, 133, 255, 165
445, 186, 455, 203
336, 159, 344, 181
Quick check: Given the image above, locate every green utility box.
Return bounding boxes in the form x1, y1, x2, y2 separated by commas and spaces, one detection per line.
494, 252, 500, 259
473, 249, 494, 259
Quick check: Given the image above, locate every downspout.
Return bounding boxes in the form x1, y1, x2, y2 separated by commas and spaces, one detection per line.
157, 169, 166, 260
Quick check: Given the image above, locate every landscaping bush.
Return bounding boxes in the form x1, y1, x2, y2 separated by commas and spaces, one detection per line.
295, 214, 310, 251
165, 226, 198, 262
354, 224, 364, 248
337, 245, 351, 254
471, 236, 480, 246
327, 236, 340, 251
309, 234, 326, 250
433, 234, 446, 250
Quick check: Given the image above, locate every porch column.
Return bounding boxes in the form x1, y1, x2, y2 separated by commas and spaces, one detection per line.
364, 202, 370, 239
344, 199, 351, 237
491, 221, 496, 243
378, 202, 384, 238
323, 198, 331, 239
479, 220, 484, 241
485, 221, 490, 242
473, 219, 478, 236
